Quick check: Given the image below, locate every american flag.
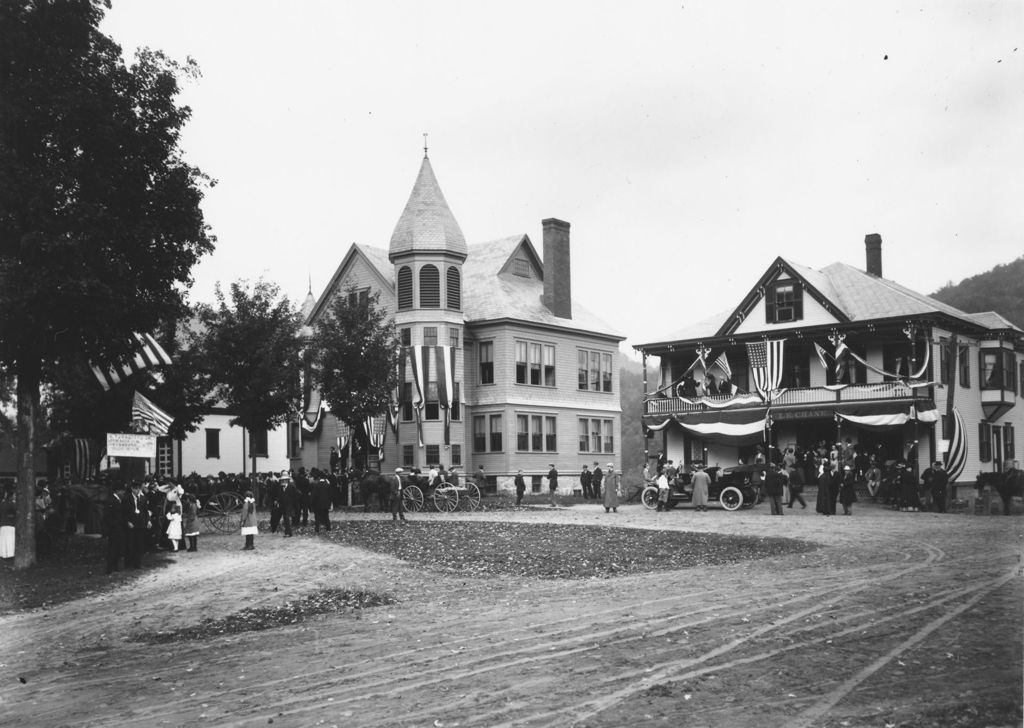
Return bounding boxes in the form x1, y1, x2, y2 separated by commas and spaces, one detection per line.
92, 333, 172, 391
711, 352, 732, 380
132, 391, 174, 436
747, 339, 785, 401
945, 407, 967, 482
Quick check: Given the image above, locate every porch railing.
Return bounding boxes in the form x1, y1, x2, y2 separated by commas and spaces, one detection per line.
644, 381, 930, 416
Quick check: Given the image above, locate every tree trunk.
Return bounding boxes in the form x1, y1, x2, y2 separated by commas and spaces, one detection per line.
14, 360, 40, 569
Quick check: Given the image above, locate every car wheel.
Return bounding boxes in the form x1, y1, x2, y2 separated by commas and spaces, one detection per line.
720, 486, 743, 511
641, 486, 659, 510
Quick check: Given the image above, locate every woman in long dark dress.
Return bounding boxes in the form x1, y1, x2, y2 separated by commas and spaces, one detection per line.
839, 466, 858, 515
815, 466, 834, 515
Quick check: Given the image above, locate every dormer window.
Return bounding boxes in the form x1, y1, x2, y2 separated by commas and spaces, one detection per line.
766, 281, 803, 324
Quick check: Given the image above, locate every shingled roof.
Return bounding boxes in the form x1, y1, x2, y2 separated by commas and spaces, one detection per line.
388, 156, 467, 260
641, 257, 1018, 347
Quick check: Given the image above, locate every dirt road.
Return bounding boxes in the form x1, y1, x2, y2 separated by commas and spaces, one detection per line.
1, 503, 1021, 727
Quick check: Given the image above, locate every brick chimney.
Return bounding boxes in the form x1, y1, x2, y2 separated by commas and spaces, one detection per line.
865, 233, 882, 277
542, 218, 572, 319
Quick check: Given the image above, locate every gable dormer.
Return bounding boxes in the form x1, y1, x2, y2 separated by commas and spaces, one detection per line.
496, 235, 543, 280
718, 257, 850, 336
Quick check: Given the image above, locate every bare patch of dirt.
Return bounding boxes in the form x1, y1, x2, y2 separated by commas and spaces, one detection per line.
0, 504, 1020, 728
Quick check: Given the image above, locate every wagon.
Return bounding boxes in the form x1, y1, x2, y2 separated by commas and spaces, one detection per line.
641, 464, 762, 511
402, 474, 482, 513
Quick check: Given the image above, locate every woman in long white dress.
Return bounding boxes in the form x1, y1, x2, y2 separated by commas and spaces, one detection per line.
0, 490, 16, 559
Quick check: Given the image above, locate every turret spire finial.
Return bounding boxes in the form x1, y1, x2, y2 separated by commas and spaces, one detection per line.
423, 132, 428, 158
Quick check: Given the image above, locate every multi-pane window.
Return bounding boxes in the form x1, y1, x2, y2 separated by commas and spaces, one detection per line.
419, 265, 440, 308
979, 422, 992, 462
490, 414, 503, 451
347, 289, 369, 308
397, 267, 413, 310
938, 339, 949, 385
425, 382, 440, 420
578, 418, 615, 454
401, 382, 413, 421
472, 414, 504, 453
402, 445, 414, 467
980, 349, 1017, 391
400, 327, 411, 346
288, 422, 300, 458
205, 429, 220, 459
514, 413, 556, 452
446, 266, 461, 310
423, 327, 438, 346
513, 258, 530, 277
250, 427, 268, 457
766, 280, 803, 323
1004, 424, 1015, 461
578, 348, 613, 392
479, 342, 494, 385
578, 419, 590, 452
426, 444, 440, 465
473, 416, 487, 453
450, 383, 461, 421
515, 340, 555, 386
959, 345, 971, 387
449, 327, 460, 349
450, 444, 462, 466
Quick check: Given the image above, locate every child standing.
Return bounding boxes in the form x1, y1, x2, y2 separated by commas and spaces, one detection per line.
241, 490, 258, 550
183, 494, 200, 552
165, 503, 183, 552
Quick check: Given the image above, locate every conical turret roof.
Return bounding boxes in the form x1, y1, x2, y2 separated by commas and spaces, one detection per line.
388, 155, 467, 260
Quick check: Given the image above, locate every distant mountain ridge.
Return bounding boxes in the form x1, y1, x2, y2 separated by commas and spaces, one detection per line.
931, 256, 1024, 330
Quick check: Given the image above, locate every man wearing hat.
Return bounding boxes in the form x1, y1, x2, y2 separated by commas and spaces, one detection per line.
546, 464, 559, 507
591, 462, 603, 500
897, 461, 919, 511
390, 468, 408, 524
602, 463, 619, 513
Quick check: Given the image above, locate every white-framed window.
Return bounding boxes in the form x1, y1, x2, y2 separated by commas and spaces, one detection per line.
479, 341, 494, 385
578, 417, 614, 454
515, 340, 555, 386
473, 414, 504, 452
578, 348, 613, 392
516, 413, 557, 452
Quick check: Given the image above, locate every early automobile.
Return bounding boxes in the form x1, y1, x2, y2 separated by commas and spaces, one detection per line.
641, 463, 763, 511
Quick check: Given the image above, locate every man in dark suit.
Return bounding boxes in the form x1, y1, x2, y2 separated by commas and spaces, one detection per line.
311, 469, 333, 533
122, 481, 149, 569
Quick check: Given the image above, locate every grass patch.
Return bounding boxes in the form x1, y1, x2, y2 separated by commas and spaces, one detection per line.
319, 521, 815, 580
134, 588, 396, 644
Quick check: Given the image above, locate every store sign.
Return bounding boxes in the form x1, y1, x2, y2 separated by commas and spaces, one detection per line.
106, 433, 157, 458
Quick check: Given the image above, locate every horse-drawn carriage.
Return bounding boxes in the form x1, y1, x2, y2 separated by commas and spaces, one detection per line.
641, 464, 762, 511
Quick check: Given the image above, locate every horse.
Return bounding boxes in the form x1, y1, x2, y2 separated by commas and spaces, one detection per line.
353, 469, 388, 512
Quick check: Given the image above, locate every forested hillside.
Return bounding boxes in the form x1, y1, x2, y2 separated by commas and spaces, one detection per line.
932, 256, 1024, 329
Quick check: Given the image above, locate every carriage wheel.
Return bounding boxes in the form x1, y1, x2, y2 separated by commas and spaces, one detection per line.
719, 486, 743, 511
640, 486, 660, 510
203, 491, 244, 533
460, 483, 481, 511
432, 486, 459, 512
402, 485, 424, 512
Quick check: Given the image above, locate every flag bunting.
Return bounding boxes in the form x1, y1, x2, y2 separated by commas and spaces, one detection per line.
92, 333, 172, 391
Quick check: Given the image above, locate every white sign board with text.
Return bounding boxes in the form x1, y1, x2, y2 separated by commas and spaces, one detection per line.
106, 433, 157, 459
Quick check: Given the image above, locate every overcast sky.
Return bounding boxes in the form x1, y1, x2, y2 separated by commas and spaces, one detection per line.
100, 1, 1023, 352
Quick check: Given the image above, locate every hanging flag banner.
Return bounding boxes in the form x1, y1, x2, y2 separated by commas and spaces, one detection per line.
92, 333, 173, 391
106, 432, 157, 458
435, 345, 456, 446
747, 339, 785, 402
710, 352, 732, 381
406, 345, 430, 447
945, 407, 968, 482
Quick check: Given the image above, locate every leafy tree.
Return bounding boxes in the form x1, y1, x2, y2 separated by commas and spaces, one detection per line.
932, 256, 1024, 330
0, 1, 214, 567
309, 289, 400, 466
196, 279, 303, 476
